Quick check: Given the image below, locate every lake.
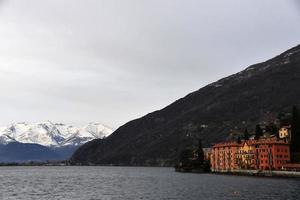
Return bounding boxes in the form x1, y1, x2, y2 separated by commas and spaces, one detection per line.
0, 166, 299, 200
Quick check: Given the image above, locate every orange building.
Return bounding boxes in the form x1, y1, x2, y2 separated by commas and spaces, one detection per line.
210, 142, 239, 171
210, 138, 291, 171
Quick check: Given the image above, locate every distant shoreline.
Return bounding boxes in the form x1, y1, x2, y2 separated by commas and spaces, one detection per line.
0, 161, 68, 166
0, 162, 173, 167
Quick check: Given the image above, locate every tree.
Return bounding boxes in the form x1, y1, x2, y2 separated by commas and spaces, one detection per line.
179, 149, 193, 166
270, 123, 279, 138
177, 139, 207, 171
195, 139, 204, 164
291, 106, 300, 162
266, 123, 279, 137
244, 128, 249, 141
255, 125, 263, 140
237, 136, 242, 144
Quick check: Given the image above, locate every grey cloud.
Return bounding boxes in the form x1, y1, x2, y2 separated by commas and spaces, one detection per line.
0, 0, 299, 128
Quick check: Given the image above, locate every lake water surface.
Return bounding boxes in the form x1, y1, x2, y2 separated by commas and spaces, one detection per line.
0, 166, 299, 200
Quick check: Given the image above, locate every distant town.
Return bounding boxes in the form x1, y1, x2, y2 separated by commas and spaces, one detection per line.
176, 106, 300, 177
209, 125, 298, 172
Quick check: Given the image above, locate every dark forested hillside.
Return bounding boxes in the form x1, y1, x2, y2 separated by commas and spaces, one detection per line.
71, 45, 300, 166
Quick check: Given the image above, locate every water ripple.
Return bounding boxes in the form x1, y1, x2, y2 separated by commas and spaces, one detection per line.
0, 167, 299, 200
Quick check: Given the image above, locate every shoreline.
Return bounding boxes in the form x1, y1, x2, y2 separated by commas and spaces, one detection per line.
1, 163, 300, 179
211, 169, 300, 179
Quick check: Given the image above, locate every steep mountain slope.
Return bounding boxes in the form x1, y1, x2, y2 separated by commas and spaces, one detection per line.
71, 44, 300, 166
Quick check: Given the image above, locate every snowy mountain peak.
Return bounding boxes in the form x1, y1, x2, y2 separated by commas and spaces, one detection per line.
0, 122, 113, 147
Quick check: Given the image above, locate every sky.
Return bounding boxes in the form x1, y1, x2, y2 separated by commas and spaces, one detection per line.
0, 0, 299, 128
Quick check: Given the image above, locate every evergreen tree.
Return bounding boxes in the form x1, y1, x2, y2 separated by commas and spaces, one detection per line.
266, 123, 279, 137
237, 136, 242, 144
291, 106, 300, 162
255, 125, 263, 140
278, 112, 292, 127
179, 149, 193, 165
271, 123, 279, 138
244, 128, 249, 140
177, 139, 207, 171
196, 139, 204, 164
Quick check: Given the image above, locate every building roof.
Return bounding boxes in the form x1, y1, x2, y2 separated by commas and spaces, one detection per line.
212, 137, 289, 148
212, 141, 239, 148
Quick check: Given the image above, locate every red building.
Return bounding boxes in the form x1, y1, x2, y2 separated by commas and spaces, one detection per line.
210, 138, 291, 171
255, 138, 290, 170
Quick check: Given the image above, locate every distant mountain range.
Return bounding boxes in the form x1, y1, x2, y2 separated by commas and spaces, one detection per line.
0, 121, 113, 162
70, 44, 300, 166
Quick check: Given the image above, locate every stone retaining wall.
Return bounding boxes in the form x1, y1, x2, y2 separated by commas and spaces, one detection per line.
212, 169, 300, 178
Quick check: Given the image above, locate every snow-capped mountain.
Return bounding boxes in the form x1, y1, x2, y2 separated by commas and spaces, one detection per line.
0, 121, 113, 147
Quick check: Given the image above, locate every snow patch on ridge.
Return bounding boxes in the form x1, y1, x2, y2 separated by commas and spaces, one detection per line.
0, 121, 113, 147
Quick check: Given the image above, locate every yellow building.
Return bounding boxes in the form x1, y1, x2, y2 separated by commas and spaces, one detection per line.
235, 141, 256, 169
279, 125, 291, 141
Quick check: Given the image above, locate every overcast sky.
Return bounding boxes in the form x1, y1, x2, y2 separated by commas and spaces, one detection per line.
0, 0, 299, 128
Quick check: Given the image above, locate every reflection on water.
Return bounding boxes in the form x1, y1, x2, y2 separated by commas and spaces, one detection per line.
0, 166, 299, 200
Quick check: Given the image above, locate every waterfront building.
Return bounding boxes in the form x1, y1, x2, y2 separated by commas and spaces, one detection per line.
210, 142, 239, 171
210, 137, 291, 171
236, 140, 256, 169
254, 138, 290, 170
279, 125, 291, 141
